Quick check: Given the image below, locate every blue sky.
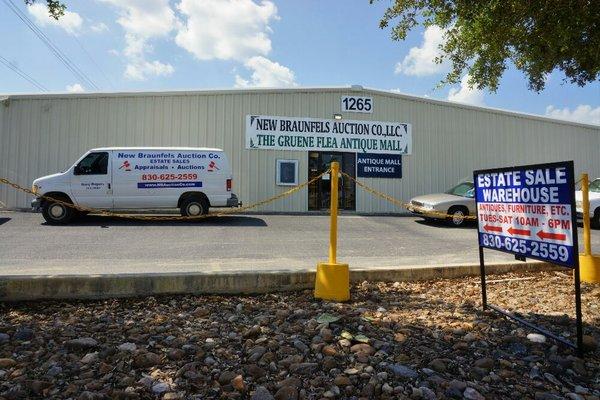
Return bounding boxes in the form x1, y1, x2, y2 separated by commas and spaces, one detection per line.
1, 0, 598, 124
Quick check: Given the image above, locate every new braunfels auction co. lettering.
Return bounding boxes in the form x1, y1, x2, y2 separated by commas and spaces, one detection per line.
247, 115, 412, 155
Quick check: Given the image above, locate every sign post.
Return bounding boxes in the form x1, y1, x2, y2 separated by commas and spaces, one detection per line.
473, 161, 583, 355
314, 161, 350, 302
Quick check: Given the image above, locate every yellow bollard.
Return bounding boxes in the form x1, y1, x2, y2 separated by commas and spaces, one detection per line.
314, 161, 350, 301
579, 173, 600, 283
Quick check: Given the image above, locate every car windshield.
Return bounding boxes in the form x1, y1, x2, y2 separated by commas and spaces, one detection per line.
445, 182, 474, 198
590, 179, 600, 193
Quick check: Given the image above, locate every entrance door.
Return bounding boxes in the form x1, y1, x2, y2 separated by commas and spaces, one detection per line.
308, 151, 356, 210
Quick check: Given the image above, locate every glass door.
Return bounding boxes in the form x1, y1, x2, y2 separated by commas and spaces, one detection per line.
308, 152, 355, 211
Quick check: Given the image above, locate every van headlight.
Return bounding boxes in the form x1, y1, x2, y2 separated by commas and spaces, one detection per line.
422, 203, 434, 210
32, 184, 39, 194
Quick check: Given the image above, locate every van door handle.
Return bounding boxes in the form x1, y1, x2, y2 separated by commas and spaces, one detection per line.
108, 183, 111, 189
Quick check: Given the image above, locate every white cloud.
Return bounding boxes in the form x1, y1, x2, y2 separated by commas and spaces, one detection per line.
545, 105, 600, 125
234, 56, 297, 88
125, 60, 174, 80
100, 0, 177, 39
395, 25, 449, 76
90, 22, 109, 33
66, 83, 85, 93
447, 74, 485, 106
99, 0, 176, 80
175, 0, 277, 61
27, 2, 83, 35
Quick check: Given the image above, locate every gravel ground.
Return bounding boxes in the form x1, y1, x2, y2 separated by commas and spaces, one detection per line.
0, 271, 599, 400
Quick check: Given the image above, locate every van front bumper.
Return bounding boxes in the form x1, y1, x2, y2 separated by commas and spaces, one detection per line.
227, 194, 241, 207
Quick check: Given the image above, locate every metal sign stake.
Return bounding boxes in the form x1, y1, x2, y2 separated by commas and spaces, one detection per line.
474, 161, 584, 357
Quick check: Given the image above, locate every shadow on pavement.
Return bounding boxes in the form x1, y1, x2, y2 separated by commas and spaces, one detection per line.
42, 215, 268, 227
415, 218, 476, 230
0, 218, 11, 226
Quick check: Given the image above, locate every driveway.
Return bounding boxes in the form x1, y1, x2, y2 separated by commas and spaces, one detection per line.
1, 212, 596, 276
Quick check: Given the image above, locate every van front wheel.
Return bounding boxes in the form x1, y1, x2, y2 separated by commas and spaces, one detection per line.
41, 196, 75, 225
180, 196, 209, 218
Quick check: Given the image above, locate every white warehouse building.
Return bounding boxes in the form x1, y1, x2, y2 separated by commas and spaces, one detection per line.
1, 86, 599, 213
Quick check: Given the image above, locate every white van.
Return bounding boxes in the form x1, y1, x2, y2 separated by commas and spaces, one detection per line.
31, 147, 239, 224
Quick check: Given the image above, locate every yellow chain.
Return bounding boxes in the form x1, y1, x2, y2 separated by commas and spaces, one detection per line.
0, 170, 329, 221
1, 169, 475, 221
339, 171, 477, 221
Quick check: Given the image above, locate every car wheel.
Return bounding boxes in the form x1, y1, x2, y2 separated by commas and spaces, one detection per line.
592, 208, 600, 229
41, 196, 75, 225
180, 196, 209, 217
447, 206, 468, 227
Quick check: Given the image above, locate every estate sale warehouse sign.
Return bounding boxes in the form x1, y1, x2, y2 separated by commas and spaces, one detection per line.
474, 161, 577, 268
246, 115, 412, 155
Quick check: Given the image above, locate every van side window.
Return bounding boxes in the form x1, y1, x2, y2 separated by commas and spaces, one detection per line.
75, 152, 108, 175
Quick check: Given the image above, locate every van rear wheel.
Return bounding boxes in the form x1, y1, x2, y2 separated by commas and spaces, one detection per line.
41, 196, 75, 225
180, 196, 209, 218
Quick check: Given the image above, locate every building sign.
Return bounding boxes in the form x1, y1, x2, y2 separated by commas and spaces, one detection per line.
357, 153, 402, 178
246, 115, 411, 155
341, 96, 373, 113
474, 161, 578, 268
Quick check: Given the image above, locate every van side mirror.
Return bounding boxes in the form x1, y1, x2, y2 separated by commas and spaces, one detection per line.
74, 165, 83, 175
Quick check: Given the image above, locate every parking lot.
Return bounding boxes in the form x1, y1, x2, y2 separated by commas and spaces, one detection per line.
1, 211, 598, 276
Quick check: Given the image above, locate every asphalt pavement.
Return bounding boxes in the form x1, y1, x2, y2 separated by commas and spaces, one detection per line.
1, 212, 597, 276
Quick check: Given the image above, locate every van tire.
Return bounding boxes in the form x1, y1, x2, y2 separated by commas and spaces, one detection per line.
447, 206, 468, 227
41, 195, 75, 225
180, 196, 209, 218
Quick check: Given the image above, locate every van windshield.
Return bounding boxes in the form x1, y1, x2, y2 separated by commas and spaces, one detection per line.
445, 182, 474, 198
590, 179, 600, 193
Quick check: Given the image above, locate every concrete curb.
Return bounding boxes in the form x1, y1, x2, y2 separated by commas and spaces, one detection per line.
0, 261, 557, 301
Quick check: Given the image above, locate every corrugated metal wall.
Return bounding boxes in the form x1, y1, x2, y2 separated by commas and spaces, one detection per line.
1, 88, 599, 212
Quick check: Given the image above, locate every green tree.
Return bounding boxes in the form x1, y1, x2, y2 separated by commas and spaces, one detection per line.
373, 0, 600, 92
24, 0, 65, 20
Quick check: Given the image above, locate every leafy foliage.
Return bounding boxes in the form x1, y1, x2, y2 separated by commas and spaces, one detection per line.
373, 0, 600, 92
24, 0, 65, 20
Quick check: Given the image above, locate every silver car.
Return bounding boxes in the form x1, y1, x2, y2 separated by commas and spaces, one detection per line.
408, 181, 476, 227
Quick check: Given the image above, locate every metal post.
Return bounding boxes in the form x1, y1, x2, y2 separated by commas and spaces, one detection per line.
582, 174, 591, 256
580, 172, 600, 284
479, 246, 487, 310
329, 161, 339, 264
574, 263, 584, 356
314, 161, 350, 302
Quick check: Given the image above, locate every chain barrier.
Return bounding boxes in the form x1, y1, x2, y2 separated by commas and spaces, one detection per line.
339, 171, 477, 221
2, 169, 476, 221
0, 170, 330, 221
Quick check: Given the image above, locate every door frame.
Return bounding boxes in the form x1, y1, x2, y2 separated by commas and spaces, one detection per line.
308, 151, 356, 211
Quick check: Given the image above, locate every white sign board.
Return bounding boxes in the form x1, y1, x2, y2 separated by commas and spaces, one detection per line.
245, 115, 411, 155
474, 161, 577, 268
341, 96, 373, 113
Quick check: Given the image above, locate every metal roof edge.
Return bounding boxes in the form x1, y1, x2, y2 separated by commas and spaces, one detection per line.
361, 87, 600, 131
0, 86, 354, 100
1, 85, 598, 130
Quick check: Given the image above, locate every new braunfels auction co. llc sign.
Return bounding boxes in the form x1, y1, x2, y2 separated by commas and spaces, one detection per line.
246, 115, 412, 155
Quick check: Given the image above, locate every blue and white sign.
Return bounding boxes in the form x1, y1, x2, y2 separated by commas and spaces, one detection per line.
474, 161, 578, 268
357, 153, 402, 178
